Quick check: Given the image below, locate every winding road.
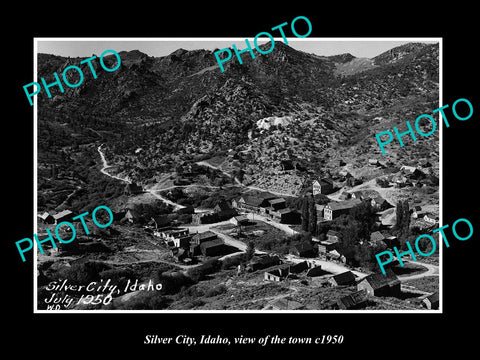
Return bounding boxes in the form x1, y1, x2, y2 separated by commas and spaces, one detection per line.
97, 144, 184, 210
97, 145, 439, 284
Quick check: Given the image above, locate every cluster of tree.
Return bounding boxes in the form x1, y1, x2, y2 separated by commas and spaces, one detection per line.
316, 201, 379, 270
129, 200, 173, 224
258, 231, 312, 255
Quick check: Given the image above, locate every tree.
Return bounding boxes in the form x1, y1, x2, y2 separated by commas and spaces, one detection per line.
245, 241, 255, 261
308, 196, 317, 234
395, 200, 411, 249
395, 201, 404, 232
301, 196, 309, 232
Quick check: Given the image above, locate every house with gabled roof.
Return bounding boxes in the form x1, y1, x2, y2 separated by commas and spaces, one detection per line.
246, 255, 281, 272
264, 266, 290, 282
200, 238, 227, 257
328, 271, 356, 286
357, 268, 401, 297
289, 242, 315, 258
422, 291, 439, 310
312, 178, 334, 195
38, 211, 55, 224
371, 196, 391, 211
336, 289, 368, 310
230, 215, 249, 226
191, 230, 217, 245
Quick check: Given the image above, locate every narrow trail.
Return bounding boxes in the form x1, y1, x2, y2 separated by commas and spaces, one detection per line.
97, 144, 184, 210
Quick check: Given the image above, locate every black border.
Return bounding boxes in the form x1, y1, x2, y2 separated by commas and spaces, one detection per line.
6, 5, 478, 355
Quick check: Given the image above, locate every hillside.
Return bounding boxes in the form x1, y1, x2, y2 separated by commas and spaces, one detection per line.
37, 41, 439, 211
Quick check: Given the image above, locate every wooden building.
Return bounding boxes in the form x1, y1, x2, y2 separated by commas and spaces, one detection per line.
200, 238, 227, 257
422, 291, 439, 310
328, 271, 356, 286
289, 242, 316, 258
336, 289, 368, 310
312, 178, 334, 195
323, 199, 362, 221
357, 269, 401, 297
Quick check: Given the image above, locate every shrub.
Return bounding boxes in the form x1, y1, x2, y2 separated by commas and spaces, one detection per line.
205, 284, 228, 298
59, 261, 111, 286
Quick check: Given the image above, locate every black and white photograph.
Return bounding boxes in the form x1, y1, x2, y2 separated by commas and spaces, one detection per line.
34, 38, 441, 312
6, 6, 478, 356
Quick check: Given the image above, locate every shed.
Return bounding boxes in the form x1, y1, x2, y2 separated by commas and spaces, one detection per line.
200, 238, 227, 257
213, 200, 233, 213
53, 210, 74, 224
423, 291, 439, 310
306, 265, 324, 277
192, 231, 218, 245
230, 215, 249, 226
357, 269, 401, 297
247, 255, 281, 272
38, 211, 55, 224
264, 267, 289, 282
288, 261, 309, 274
326, 230, 341, 243
267, 198, 287, 211
336, 289, 368, 310
328, 271, 356, 286
289, 242, 315, 258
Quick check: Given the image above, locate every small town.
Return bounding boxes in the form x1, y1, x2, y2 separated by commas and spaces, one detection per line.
36, 153, 439, 311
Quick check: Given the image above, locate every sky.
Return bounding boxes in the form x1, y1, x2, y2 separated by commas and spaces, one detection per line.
36, 38, 439, 59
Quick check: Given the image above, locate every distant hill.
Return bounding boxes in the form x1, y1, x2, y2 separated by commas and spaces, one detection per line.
37, 41, 439, 185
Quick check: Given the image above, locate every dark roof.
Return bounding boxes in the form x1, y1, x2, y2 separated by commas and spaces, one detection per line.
152, 215, 171, 226
214, 201, 232, 211
425, 291, 439, 304
289, 261, 309, 273
326, 199, 362, 211
276, 208, 296, 214
292, 242, 314, 253
194, 231, 217, 241
338, 289, 367, 309
331, 271, 356, 285
268, 198, 286, 205
257, 192, 278, 200
200, 238, 225, 250
240, 196, 264, 207
232, 215, 249, 223
373, 196, 387, 204
370, 231, 385, 242
361, 269, 400, 290
251, 255, 281, 266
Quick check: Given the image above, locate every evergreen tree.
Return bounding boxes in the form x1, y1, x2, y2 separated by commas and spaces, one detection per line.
301, 196, 309, 232
308, 196, 317, 234
245, 241, 255, 261
395, 200, 404, 232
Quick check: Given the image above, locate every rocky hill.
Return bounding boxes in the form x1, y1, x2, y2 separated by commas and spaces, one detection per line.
37, 41, 439, 188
